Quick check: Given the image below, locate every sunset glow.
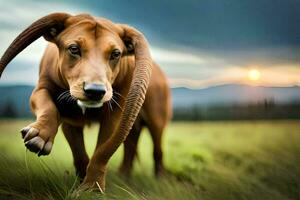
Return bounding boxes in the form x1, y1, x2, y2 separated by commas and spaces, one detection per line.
248, 69, 261, 81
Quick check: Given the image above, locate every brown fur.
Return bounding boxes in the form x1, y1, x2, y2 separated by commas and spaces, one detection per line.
0, 13, 171, 190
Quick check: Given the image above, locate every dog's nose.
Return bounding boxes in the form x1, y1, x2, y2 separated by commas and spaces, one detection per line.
83, 83, 106, 101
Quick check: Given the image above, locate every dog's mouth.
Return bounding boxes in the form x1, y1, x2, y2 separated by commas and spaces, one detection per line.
77, 100, 103, 108
77, 100, 103, 114
56, 90, 105, 115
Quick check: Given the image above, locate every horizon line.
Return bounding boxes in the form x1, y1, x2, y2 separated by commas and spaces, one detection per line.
0, 82, 299, 90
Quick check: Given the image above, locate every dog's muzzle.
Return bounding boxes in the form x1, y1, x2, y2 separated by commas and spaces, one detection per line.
77, 100, 103, 114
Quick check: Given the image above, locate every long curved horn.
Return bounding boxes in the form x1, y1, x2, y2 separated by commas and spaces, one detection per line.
0, 12, 70, 77
100, 25, 152, 161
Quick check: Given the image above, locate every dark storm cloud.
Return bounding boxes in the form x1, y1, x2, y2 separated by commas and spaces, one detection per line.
75, 0, 300, 50
2, 0, 300, 58
0, 0, 299, 87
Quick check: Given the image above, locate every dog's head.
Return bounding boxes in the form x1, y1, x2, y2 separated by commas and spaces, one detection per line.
0, 13, 152, 110
53, 14, 131, 107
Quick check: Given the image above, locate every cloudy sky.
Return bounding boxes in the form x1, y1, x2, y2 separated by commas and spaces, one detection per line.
0, 0, 299, 88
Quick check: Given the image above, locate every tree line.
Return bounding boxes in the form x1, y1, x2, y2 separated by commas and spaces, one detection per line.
1, 98, 300, 120
173, 100, 300, 121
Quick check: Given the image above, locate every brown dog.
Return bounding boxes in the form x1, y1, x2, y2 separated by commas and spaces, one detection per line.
0, 13, 171, 190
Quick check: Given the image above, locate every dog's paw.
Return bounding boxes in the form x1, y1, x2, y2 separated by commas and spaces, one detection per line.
20, 126, 53, 156
80, 180, 105, 193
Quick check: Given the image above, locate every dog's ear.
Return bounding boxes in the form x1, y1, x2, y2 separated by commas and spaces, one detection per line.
123, 38, 135, 55
117, 25, 137, 55
100, 24, 152, 160
0, 13, 71, 77
43, 22, 67, 42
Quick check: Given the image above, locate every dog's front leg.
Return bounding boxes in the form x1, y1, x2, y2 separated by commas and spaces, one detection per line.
21, 88, 60, 156
82, 98, 125, 191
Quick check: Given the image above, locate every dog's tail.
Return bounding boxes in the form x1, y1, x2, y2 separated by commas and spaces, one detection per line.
0, 13, 70, 77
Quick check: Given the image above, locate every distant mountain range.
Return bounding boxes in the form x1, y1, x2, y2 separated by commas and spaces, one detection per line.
172, 84, 300, 107
0, 84, 299, 117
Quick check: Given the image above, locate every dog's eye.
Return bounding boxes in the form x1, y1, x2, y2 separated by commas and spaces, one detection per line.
110, 49, 121, 60
68, 44, 81, 56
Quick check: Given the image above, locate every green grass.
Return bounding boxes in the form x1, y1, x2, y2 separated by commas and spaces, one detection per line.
0, 120, 299, 200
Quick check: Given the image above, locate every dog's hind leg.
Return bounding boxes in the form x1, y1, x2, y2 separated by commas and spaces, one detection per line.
142, 81, 170, 176
21, 88, 60, 156
119, 117, 143, 176
62, 123, 89, 180
148, 122, 165, 176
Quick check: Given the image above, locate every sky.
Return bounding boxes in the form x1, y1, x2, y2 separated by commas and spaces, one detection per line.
0, 0, 299, 88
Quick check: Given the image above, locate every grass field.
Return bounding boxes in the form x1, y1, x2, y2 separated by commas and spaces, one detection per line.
0, 120, 299, 200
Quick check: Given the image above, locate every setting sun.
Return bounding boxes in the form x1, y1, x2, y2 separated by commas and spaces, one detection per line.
248, 69, 261, 81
